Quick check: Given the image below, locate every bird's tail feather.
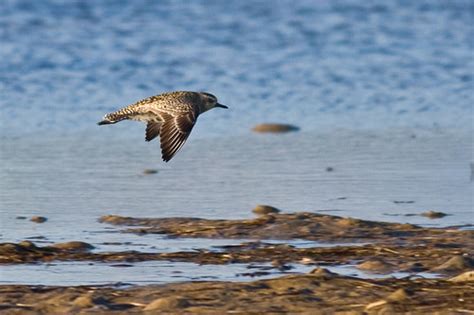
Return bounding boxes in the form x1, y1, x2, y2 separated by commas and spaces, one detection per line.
97, 109, 134, 125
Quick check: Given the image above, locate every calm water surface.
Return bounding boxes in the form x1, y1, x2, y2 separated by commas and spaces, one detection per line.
0, 0, 472, 284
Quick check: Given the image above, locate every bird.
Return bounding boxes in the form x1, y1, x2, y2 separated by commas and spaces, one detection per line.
97, 91, 228, 162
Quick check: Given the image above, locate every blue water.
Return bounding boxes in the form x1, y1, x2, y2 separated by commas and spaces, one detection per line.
1, 0, 473, 135
0, 0, 473, 284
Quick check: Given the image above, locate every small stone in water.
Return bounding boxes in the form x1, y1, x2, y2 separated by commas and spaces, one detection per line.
421, 210, 447, 219
253, 205, 281, 216
143, 169, 159, 175
252, 123, 299, 133
30, 216, 47, 223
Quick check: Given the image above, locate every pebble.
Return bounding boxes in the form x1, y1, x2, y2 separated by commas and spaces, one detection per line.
50, 241, 95, 251
144, 297, 190, 311
432, 255, 474, 272
449, 271, 474, 282
143, 169, 158, 175
18, 241, 36, 249
357, 259, 395, 273
252, 205, 280, 216
421, 210, 447, 219
72, 294, 95, 308
386, 288, 411, 302
252, 123, 299, 133
309, 268, 337, 278
30, 216, 47, 223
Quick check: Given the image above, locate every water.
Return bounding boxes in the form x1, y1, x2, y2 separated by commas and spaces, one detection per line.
0, 260, 441, 286
1, 0, 473, 285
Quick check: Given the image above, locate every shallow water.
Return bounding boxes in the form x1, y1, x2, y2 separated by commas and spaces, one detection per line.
1, 0, 473, 284
1, 130, 471, 245
0, 260, 441, 286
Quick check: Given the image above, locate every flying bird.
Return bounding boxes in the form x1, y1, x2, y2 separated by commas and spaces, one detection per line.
98, 91, 228, 162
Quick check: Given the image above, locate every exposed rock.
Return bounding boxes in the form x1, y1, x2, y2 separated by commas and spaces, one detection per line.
432, 255, 474, 272
252, 123, 299, 133
421, 210, 448, 219
18, 241, 37, 249
449, 271, 474, 282
144, 297, 190, 311
50, 241, 95, 252
252, 205, 281, 216
30, 216, 47, 223
143, 169, 158, 175
386, 288, 411, 302
357, 259, 396, 273
309, 268, 337, 278
72, 294, 95, 308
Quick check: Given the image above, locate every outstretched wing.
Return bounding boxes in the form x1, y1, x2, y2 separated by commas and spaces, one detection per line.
159, 111, 197, 162
145, 121, 162, 142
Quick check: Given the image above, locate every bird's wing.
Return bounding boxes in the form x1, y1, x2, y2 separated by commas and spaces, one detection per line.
159, 111, 197, 162
145, 121, 162, 142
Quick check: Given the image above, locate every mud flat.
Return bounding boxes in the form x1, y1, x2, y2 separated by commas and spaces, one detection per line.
1, 270, 473, 314
0, 210, 473, 313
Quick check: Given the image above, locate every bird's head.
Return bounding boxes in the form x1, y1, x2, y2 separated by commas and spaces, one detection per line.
199, 92, 228, 112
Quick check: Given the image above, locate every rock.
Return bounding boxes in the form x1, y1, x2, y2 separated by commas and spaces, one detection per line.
449, 271, 474, 282
386, 288, 411, 302
402, 262, 426, 273
432, 255, 474, 272
50, 241, 95, 252
421, 211, 447, 219
18, 241, 37, 249
252, 123, 299, 133
300, 257, 314, 265
357, 259, 395, 273
309, 268, 337, 278
30, 216, 47, 223
271, 260, 292, 271
325, 167, 334, 172
72, 294, 95, 308
365, 300, 388, 310
143, 297, 190, 311
253, 215, 276, 224
336, 217, 360, 227
99, 215, 133, 225
252, 205, 280, 216
72, 294, 110, 308
143, 169, 158, 175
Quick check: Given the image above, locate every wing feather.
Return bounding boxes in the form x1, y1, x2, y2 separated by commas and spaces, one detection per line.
145, 121, 162, 142
159, 112, 196, 162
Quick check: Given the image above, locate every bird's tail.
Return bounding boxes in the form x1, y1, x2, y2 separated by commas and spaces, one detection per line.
97, 107, 135, 125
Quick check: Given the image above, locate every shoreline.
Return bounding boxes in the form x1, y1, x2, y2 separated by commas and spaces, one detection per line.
1, 210, 473, 313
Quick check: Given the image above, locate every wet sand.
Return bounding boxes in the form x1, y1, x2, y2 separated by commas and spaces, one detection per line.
1, 270, 473, 314
1, 210, 473, 313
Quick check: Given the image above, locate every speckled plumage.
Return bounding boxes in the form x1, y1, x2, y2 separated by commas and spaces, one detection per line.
98, 91, 227, 162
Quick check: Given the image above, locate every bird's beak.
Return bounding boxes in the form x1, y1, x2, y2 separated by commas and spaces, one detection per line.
215, 103, 228, 109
